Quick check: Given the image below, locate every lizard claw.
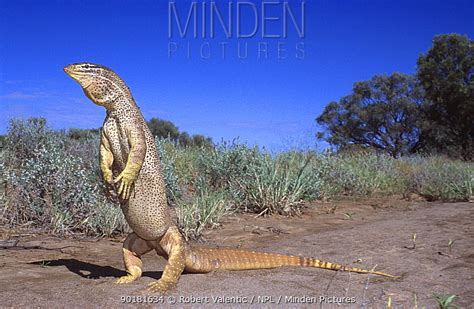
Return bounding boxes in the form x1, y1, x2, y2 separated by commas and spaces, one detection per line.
104, 187, 120, 203
113, 173, 123, 184
115, 275, 137, 284
147, 280, 176, 294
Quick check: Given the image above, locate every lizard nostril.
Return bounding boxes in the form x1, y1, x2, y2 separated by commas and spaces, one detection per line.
64, 64, 77, 74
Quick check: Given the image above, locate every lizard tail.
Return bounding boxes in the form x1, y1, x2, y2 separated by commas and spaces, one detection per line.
184, 247, 397, 278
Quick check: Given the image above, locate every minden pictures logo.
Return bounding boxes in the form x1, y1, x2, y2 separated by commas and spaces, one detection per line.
167, 1, 306, 60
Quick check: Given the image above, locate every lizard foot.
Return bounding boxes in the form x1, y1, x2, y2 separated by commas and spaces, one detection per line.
115, 265, 141, 284
115, 274, 139, 284
147, 279, 177, 294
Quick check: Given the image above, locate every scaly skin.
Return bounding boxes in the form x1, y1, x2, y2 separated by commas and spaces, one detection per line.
64, 63, 398, 293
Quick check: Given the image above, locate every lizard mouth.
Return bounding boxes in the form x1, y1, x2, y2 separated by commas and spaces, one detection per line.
64, 65, 94, 89
63, 64, 79, 79
63, 65, 72, 74
63, 64, 83, 78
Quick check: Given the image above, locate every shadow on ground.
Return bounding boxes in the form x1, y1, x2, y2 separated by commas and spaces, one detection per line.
29, 259, 163, 280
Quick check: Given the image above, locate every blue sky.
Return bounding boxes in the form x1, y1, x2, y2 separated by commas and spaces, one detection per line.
1, 0, 473, 151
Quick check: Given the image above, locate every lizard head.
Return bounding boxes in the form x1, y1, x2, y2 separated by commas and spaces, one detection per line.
64, 62, 129, 110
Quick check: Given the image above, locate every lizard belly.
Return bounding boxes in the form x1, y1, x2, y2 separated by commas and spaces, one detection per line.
121, 174, 171, 240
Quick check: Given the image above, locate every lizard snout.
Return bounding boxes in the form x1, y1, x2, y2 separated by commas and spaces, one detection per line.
63, 64, 73, 75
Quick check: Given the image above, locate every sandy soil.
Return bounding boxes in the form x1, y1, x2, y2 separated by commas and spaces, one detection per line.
0, 198, 473, 308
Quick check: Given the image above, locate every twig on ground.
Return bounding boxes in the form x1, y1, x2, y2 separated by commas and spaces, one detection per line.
360, 264, 378, 309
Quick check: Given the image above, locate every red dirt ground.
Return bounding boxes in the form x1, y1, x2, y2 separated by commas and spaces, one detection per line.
1, 198, 473, 308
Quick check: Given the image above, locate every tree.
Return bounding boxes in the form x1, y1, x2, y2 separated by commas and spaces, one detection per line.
417, 34, 474, 160
147, 118, 180, 140
68, 128, 100, 140
191, 134, 213, 148
146, 118, 213, 148
316, 73, 425, 157
178, 131, 191, 146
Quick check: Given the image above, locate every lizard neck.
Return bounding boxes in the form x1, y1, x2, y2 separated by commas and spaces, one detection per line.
105, 94, 140, 118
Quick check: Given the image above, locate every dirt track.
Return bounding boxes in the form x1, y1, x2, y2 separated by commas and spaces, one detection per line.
1, 199, 473, 308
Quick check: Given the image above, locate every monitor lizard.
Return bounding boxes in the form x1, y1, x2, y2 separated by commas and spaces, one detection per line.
64, 62, 397, 293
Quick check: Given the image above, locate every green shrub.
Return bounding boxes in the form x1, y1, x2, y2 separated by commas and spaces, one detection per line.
83, 200, 128, 236
167, 144, 201, 188
310, 153, 473, 202
176, 189, 229, 240
410, 157, 473, 202
155, 138, 182, 203
2, 118, 126, 236
196, 141, 259, 192
2, 117, 473, 239
196, 143, 316, 215
231, 151, 315, 215
433, 293, 458, 309
4, 117, 51, 168
0, 150, 7, 220
317, 153, 400, 196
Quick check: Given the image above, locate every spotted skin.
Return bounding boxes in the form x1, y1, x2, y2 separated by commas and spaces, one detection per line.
64, 63, 398, 293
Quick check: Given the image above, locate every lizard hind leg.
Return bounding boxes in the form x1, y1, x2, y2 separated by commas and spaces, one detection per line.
148, 226, 185, 293
116, 232, 154, 284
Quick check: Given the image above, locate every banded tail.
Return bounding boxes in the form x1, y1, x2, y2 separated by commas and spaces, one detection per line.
184, 247, 397, 278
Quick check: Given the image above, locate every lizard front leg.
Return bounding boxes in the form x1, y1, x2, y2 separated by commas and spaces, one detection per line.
100, 131, 114, 184
100, 131, 121, 201
114, 123, 147, 200
148, 227, 185, 293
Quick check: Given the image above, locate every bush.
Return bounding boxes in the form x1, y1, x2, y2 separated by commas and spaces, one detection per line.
314, 153, 401, 197
2, 118, 126, 236
196, 143, 317, 215
2, 117, 473, 239
410, 157, 473, 201
4, 117, 50, 169
196, 141, 259, 192
0, 151, 7, 219
310, 153, 473, 202
231, 151, 315, 215
155, 138, 182, 203
176, 189, 229, 240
